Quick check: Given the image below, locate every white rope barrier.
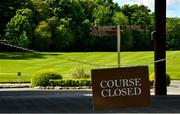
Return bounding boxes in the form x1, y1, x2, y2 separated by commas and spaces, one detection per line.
0, 41, 171, 67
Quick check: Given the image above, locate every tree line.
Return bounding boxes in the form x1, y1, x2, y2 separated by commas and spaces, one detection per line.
0, 0, 180, 51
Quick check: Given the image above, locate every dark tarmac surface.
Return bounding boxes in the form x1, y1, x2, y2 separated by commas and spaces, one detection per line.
0, 88, 180, 113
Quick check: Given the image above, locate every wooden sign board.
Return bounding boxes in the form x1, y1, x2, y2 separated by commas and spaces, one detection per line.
91, 66, 151, 110
91, 25, 144, 31
90, 31, 117, 37
91, 26, 117, 31
91, 25, 144, 37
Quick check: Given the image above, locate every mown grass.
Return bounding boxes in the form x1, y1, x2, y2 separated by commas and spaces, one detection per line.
0, 51, 180, 82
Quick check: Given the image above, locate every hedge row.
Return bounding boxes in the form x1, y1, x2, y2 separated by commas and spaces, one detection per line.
31, 70, 171, 88
49, 79, 91, 87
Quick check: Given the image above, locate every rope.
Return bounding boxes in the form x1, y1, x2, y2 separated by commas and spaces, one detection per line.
0, 41, 40, 54
0, 41, 169, 67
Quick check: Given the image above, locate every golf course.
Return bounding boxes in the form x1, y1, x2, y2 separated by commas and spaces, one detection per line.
0, 51, 180, 82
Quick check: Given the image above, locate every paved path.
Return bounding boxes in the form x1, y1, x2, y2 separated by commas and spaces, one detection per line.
0, 88, 180, 113
0, 80, 180, 113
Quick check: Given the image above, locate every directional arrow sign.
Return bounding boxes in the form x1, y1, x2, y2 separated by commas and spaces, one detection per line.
91, 25, 144, 37
90, 24, 145, 68
96, 26, 117, 31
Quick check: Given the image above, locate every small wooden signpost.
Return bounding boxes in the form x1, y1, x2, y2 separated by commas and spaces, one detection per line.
91, 25, 149, 110
91, 25, 144, 67
18, 65, 21, 85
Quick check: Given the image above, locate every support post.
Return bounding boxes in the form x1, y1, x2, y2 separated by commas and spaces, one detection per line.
117, 25, 121, 68
154, 0, 167, 95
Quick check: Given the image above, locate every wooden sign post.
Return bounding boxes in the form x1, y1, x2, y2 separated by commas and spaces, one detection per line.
154, 0, 167, 95
91, 25, 144, 67
117, 25, 121, 67
91, 25, 148, 110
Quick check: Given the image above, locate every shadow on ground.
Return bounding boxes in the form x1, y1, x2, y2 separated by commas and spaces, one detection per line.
0, 90, 179, 113
0, 52, 61, 60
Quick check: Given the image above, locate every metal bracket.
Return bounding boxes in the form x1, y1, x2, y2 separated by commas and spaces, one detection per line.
151, 31, 156, 41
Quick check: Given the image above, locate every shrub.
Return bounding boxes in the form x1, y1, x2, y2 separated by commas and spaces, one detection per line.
72, 67, 90, 79
49, 79, 91, 87
149, 73, 171, 86
79, 79, 91, 86
31, 69, 62, 87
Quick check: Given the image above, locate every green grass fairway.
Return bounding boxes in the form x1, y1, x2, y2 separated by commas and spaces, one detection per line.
0, 51, 180, 82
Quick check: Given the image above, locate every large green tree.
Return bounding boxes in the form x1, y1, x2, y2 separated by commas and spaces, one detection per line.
50, 18, 74, 50
4, 0, 180, 51
54, 25, 74, 50
121, 4, 154, 50
5, 8, 34, 47
93, 5, 113, 26
0, 0, 33, 35
166, 18, 180, 50
34, 21, 52, 50
32, 0, 51, 22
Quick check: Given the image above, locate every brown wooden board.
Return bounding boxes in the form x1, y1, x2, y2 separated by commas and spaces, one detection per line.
90, 30, 117, 37
95, 26, 117, 31
91, 66, 151, 110
91, 25, 144, 32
